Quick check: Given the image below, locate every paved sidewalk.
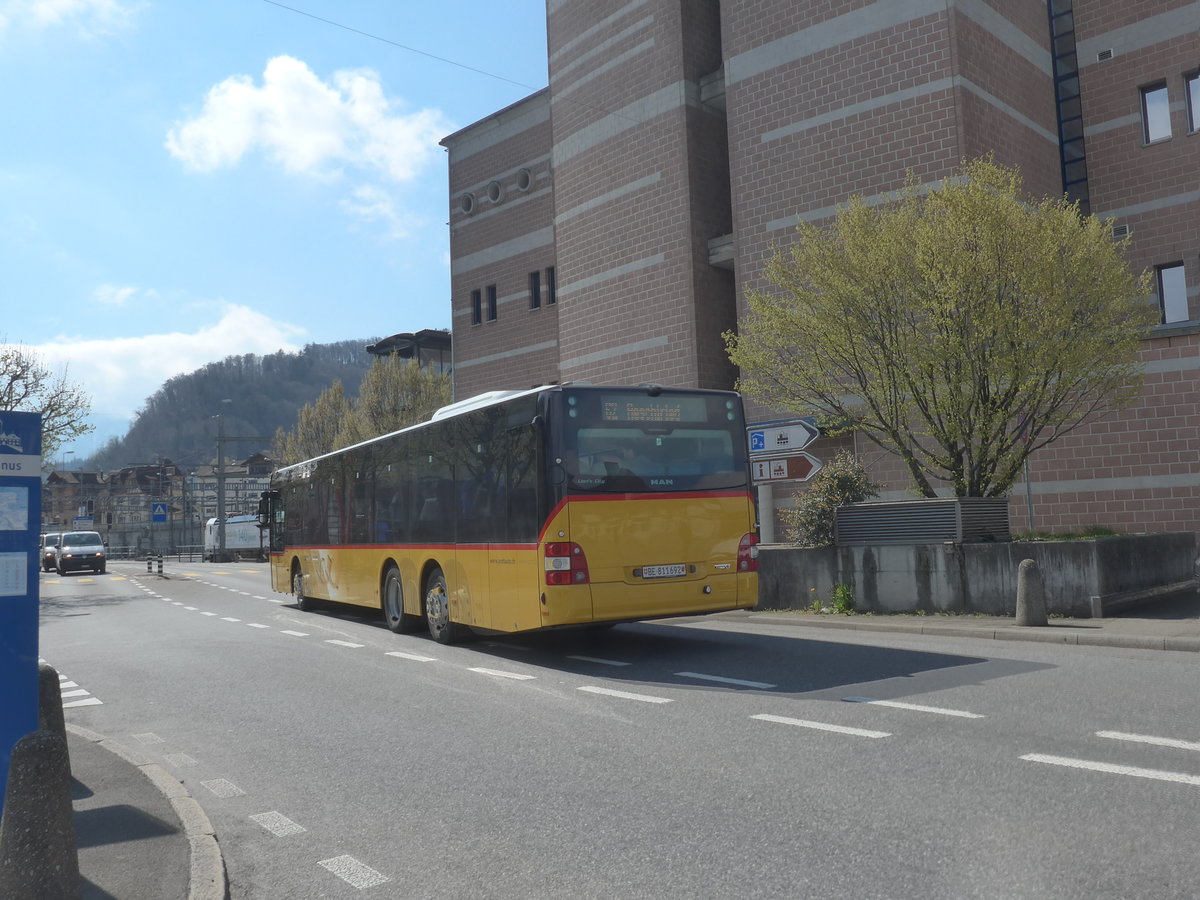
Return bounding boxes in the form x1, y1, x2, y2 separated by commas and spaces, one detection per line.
68, 725, 225, 900
729, 589, 1200, 653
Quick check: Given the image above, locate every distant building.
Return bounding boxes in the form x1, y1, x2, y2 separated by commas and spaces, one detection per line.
442, 0, 1199, 536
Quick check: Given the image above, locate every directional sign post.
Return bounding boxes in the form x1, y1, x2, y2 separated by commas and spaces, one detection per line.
747, 418, 822, 544
0, 411, 42, 815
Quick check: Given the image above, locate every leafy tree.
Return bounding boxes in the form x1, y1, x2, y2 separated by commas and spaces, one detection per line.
726, 158, 1157, 498
273, 358, 451, 465
0, 343, 93, 460
781, 450, 880, 547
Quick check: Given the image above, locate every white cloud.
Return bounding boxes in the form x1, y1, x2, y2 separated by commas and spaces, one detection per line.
26, 303, 305, 423
166, 55, 452, 184
0, 0, 136, 36
94, 284, 137, 305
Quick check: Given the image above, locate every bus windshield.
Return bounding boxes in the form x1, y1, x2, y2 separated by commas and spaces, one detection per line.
553, 387, 749, 492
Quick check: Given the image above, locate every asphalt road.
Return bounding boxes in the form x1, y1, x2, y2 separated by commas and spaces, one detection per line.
39, 561, 1200, 899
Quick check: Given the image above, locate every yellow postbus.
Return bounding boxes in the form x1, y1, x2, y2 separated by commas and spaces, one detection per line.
260, 383, 759, 643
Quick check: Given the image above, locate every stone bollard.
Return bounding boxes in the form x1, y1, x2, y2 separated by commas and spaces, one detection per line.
37, 664, 68, 748
0, 730, 81, 900
1015, 558, 1048, 626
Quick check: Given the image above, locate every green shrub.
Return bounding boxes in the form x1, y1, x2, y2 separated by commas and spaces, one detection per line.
830, 583, 855, 614
781, 450, 881, 547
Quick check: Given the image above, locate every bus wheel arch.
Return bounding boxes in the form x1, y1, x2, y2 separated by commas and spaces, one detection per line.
381, 562, 421, 634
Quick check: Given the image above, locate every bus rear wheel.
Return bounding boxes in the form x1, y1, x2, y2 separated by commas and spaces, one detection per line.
382, 566, 421, 634
424, 568, 466, 645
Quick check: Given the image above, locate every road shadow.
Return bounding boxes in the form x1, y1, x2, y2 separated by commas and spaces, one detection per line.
1114, 586, 1200, 620
311, 601, 1049, 698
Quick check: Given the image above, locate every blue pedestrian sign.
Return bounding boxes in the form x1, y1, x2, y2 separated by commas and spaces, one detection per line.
0, 411, 41, 815
151, 502, 168, 523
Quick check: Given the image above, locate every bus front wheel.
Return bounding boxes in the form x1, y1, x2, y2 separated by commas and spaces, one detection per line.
293, 565, 321, 612
383, 566, 421, 634
424, 568, 466, 645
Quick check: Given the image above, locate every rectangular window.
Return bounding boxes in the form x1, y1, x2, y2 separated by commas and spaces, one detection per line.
545, 266, 557, 305
1158, 263, 1188, 324
486, 284, 497, 321
470, 289, 482, 326
1141, 83, 1171, 143
1187, 71, 1199, 132
529, 270, 541, 309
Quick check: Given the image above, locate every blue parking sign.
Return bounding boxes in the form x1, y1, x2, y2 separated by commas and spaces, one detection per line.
749, 430, 765, 452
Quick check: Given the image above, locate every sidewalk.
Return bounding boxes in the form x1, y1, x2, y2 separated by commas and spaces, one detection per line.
61, 596, 1198, 899
68, 725, 225, 900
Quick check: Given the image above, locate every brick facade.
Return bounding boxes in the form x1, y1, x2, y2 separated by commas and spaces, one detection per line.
442, 0, 1200, 536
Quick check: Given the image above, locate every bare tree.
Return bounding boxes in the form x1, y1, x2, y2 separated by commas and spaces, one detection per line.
0, 343, 93, 460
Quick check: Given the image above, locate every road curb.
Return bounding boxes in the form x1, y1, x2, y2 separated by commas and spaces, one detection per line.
66, 724, 227, 900
735, 613, 1200, 652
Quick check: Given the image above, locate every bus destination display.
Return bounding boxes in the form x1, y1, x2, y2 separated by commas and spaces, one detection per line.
601, 395, 707, 423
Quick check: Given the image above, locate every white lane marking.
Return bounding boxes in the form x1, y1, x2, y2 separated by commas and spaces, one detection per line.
318, 855, 389, 890
252, 595, 267, 600
751, 714, 892, 739
200, 778, 246, 798
133, 733, 165, 745
1097, 731, 1200, 753
469, 667, 537, 681
1021, 753, 1200, 786
201, 612, 218, 617
60, 689, 90, 698
63, 697, 103, 708
60, 680, 78, 688
221, 617, 241, 623
165, 753, 198, 768
578, 686, 673, 704
677, 671, 776, 689
326, 640, 364, 649
386, 651, 437, 662
184, 606, 199, 611
843, 697, 984, 719
246, 623, 270, 629
266, 598, 287, 604
250, 811, 307, 837
567, 655, 631, 667
281, 630, 309, 637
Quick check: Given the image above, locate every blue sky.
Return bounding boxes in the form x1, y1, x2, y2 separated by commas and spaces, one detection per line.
1, 0, 548, 460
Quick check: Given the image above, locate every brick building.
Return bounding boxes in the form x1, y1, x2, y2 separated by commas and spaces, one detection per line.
442, 0, 1199, 535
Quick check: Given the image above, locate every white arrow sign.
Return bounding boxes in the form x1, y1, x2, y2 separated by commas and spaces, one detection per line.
747, 419, 820, 457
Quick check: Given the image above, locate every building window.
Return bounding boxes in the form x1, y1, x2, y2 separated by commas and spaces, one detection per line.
470, 289, 482, 326
529, 270, 541, 309
1157, 263, 1188, 324
1187, 71, 1199, 133
1141, 83, 1171, 143
486, 284, 497, 321
545, 266, 557, 305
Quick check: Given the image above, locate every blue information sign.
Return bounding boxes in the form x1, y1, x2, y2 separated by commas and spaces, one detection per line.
151, 502, 168, 523
0, 411, 42, 814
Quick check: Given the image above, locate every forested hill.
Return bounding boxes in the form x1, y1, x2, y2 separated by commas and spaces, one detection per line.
83, 339, 378, 471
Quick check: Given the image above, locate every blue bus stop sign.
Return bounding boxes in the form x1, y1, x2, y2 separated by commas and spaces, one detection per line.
0, 411, 41, 815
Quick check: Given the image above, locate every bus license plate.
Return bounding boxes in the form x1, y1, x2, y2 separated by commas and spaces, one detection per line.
642, 564, 686, 579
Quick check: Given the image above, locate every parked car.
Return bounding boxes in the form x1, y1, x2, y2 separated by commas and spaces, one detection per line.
41, 533, 61, 572
55, 531, 107, 575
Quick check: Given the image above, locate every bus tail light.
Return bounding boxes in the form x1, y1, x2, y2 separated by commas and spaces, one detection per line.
737, 533, 760, 572
545, 542, 589, 585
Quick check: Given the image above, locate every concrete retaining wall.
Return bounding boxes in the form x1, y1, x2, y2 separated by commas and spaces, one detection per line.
758, 533, 1197, 617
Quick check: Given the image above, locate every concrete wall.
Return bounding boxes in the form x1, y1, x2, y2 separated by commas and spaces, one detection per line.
759, 533, 1197, 617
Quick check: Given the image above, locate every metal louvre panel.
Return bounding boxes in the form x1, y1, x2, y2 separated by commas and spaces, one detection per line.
836, 498, 1010, 545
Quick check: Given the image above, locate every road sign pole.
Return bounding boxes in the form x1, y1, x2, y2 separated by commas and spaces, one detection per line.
757, 484, 775, 544
0, 412, 42, 815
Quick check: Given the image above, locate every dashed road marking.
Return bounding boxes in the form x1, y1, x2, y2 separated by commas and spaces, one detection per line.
386, 651, 437, 662
843, 697, 984, 719
318, 855, 389, 889
201, 778, 246, 798
578, 686, 673, 704
250, 811, 306, 836
165, 753, 198, 768
567, 655, 630, 666
677, 671, 776, 689
133, 733, 165, 745
281, 630, 309, 637
221, 617, 241, 623
201, 612, 218, 617
1097, 731, 1200, 753
751, 714, 891, 739
246, 623, 270, 629
469, 667, 536, 680
1021, 753, 1200, 786
326, 640, 364, 649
